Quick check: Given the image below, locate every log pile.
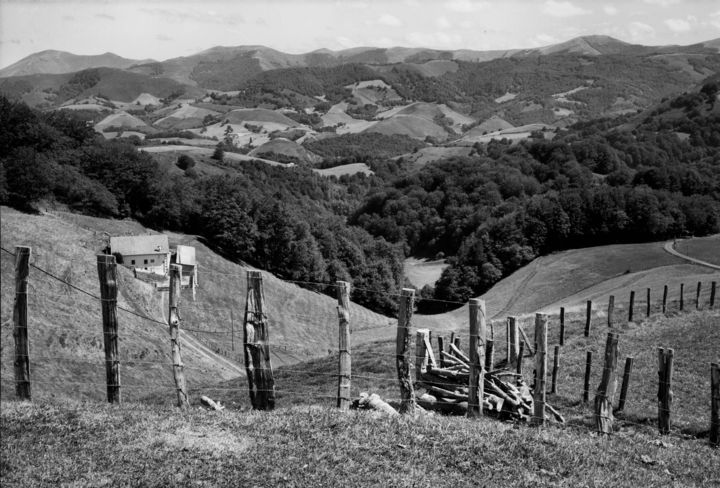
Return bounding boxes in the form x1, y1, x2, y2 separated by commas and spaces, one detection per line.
416, 337, 564, 423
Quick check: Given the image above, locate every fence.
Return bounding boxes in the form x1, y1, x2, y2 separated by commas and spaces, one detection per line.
1, 244, 719, 447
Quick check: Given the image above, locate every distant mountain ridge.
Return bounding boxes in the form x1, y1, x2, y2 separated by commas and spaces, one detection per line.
4, 35, 719, 79
0, 50, 155, 78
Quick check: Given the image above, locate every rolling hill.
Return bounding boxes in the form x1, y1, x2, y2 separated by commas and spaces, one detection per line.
0, 207, 393, 401
0, 50, 154, 78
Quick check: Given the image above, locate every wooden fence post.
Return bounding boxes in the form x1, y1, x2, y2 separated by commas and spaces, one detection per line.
711, 281, 716, 309
607, 295, 614, 327
617, 357, 634, 413
628, 291, 635, 322
97, 254, 121, 404
696, 281, 702, 310
396, 288, 416, 414
559, 307, 565, 346
336, 280, 351, 410
646, 288, 651, 318
532, 313, 548, 426
662, 285, 668, 313
583, 351, 592, 403
244, 271, 275, 410
485, 339, 494, 371
516, 341, 524, 378
594, 332, 619, 434
13, 246, 31, 401
585, 300, 592, 337
415, 328, 434, 377
508, 316, 519, 368
657, 347, 674, 435
437, 336, 445, 367
711, 362, 719, 448
679, 283, 684, 311
551, 345, 560, 394
468, 298, 486, 418
168, 264, 189, 408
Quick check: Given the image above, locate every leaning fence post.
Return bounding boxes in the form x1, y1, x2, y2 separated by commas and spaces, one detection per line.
244, 271, 275, 410
532, 313, 548, 426
711, 281, 716, 309
97, 254, 121, 404
711, 362, 719, 448
485, 339, 494, 371
583, 351, 592, 403
551, 345, 560, 394
628, 291, 635, 322
662, 285, 668, 313
468, 298, 486, 418
585, 300, 592, 337
646, 288, 651, 318
168, 264, 189, 408
594, 332, 619, 434
416, 328, 434, 377
516, 341, 524, 378
658, 347, 674, 435
13, 246, 31, 401
559, 307, 565, 346
617, 357, 634, 413
696, 281, 702, 310
437, 336, 445, 367
607, 295, 615, 328
336, 280, 351, 410
396, 288, 416, 414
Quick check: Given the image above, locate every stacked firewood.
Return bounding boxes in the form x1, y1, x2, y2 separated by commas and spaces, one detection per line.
415, 336, 564, 423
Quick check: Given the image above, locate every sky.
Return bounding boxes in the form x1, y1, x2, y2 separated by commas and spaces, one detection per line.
1, 0, 720, 68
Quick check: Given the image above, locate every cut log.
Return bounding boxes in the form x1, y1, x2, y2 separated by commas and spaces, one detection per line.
546, 403, 565, 423
449, 343, 471, 364
200, 395, 225, 411
425, 385, 469, 401
518, 325, 535, 356
440, 351, 467, 367
358, 392, 399, 416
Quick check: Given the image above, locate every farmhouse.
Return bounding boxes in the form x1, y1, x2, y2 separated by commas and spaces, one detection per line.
110, 235, 170, 275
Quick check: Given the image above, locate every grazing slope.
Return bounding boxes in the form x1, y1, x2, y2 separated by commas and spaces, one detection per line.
0, 207, 392, 401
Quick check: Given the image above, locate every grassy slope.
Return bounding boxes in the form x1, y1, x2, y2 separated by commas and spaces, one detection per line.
0, 207, 391, 403
2, 310, 719, 488
675, 234, 720, 266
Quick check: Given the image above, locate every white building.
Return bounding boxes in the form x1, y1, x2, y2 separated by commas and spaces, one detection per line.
110, 235, 170, 275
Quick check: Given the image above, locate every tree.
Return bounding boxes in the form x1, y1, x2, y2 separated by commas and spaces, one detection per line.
176, 154, 196, 170
212, 144, 224, 161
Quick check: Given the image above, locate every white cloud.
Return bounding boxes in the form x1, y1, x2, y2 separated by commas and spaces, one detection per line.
437, 16, 452, 29
643, 0, 680, 6
627, 21, 656, 41
603, 5, 618, 16
543, 1, 591, 18
665, 18, 691, 33
405, 31, 462, 48
447, 1, 489, 13
378, 14, 402, 26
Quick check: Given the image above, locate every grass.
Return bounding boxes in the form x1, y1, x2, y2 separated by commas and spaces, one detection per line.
403, 257, 449, 289
1, 395, 718, 487
675, 235, 720, 266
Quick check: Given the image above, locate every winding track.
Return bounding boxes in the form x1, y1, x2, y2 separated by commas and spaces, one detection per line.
663, 240, 720, 271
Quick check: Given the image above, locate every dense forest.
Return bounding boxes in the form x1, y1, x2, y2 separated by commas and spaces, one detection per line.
353, 82, 720, 310
1, 81, 719, 316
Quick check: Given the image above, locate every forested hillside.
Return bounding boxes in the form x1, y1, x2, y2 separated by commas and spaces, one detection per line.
0, 95, 405, 314
352, 81, 720, 310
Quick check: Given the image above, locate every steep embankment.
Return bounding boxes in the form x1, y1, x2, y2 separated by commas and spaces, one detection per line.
0, 207, 392, 402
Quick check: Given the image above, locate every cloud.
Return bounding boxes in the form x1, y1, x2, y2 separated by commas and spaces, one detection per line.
437, 16, 451, 29
62, 15, 75, 21
405, 31, 462, 48
603, 5, 618, 16
664, 18, 691, 33
542, 1, 591, 18
535, 34, 558, 46
446, 0, 489, 13
643, 0, 680, 6
139, 7, 243, 26
627, 21, 656, 41
378, 14, 402, 26
156, 34, 173, 42
95, 13, 115, 21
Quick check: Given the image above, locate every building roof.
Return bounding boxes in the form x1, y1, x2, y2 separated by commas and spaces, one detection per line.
176, 245, 196, 266
110, 235, 169, 256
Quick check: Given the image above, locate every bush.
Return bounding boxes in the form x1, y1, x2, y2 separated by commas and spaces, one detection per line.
176, 154, 196, 170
